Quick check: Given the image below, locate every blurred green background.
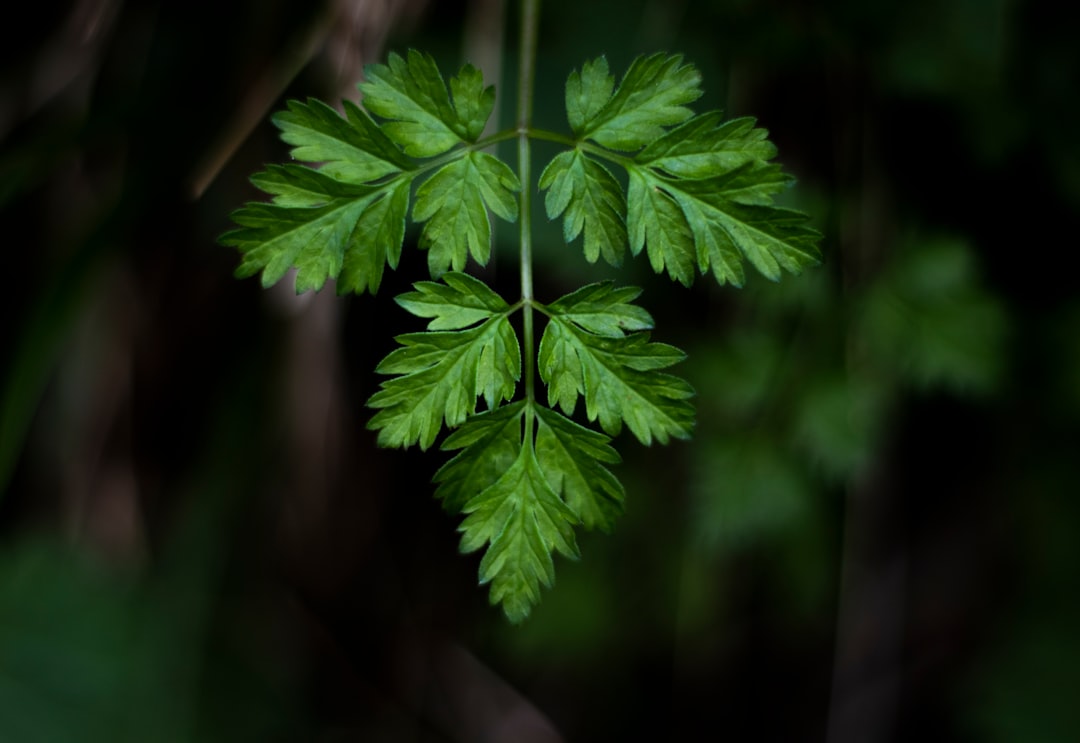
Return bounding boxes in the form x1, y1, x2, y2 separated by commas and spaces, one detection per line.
2, 0, 1078, 740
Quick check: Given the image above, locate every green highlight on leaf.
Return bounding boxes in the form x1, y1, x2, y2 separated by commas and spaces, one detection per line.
565, 57, 614, 135
659, 171, 820, 285
338, 179, 410, 294
434, 401, 526, 514
249, 163, 366, 208
449, 63, 497, 141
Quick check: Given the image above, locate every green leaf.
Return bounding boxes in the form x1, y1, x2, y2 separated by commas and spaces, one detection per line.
534, 406, 624, 532
224, 191, 367, 292
222, 174, 410, 293
367, 277, 520, 450
678, 162, 795, 206
627, 168, 697, 286
680, 190, 822, 284
337, 179, 410, 294
248, 163, 369, 208
224, 86, 423, 293
435, 399, 628, 620
571, 53, 702, 151
225, 50, 515, 292
438, 403, 591, 622
628, 164, 821, 286
565, 56, 615, 135
458, 439, 581, 624
219, 48, 825, 626
541, 281, 653, 336
539, 312, 694, 445
449, 63, 496, 141
272, 98, 412, 183
359, 50, 492, 157
556, 58, 822, 287
538, 149, 628, 266
413, 151, 521, 277
435, 402, 525, 514
635, 112, 778, 179
395, 271, 510, 330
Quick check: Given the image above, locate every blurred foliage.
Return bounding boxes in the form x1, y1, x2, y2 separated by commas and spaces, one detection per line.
0, 537, 297, 742
688, 231, 1008, 543
2, 0, 1080, 740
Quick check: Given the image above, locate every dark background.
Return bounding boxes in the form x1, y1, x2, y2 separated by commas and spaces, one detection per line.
2, 0, 1078, 740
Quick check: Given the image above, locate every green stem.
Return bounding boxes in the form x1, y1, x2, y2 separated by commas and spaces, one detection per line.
408, 125, 628, 181
483, 126, 636, 164
517, 0, 541, 441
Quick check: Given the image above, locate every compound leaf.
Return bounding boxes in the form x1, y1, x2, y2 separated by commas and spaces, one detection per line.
223, 48, 823, 625
538, 149, 628, 266
413, 152, 521, 277
224, 88, 425, 294
226, 52, 516, 292
553, 57, 822, 288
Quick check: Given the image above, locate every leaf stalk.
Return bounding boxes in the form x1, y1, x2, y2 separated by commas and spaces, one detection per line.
517, 0, 541, 443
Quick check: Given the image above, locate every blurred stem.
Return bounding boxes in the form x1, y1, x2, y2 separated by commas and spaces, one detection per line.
188, 4, 339, 198
826, 63, 905, 743
465, 0, 506, 140
517, 0, 540, 442
0, 209, 117, 501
